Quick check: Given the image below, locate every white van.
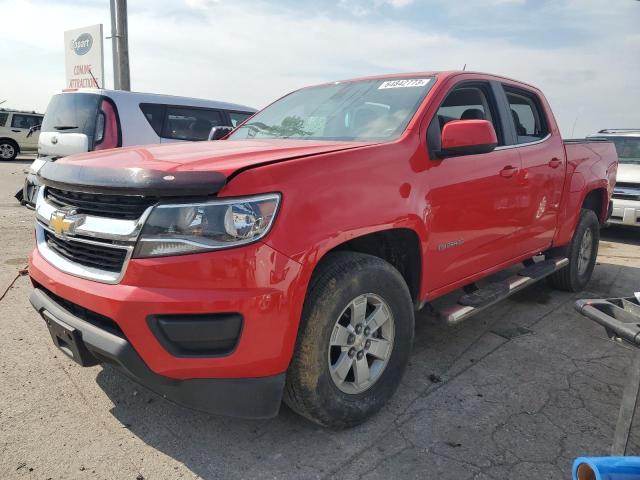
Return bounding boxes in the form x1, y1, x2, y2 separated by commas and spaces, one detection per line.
19, 89, 256, 206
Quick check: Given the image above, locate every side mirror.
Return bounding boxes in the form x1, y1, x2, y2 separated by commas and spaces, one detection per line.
208, 126, 233, 141
437, 120, 498, 158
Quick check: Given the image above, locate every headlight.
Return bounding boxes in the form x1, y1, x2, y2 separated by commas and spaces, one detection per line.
133, 193, 281, 258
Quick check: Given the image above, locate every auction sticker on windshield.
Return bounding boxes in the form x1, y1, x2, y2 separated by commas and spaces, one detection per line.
378, 79, 431, 89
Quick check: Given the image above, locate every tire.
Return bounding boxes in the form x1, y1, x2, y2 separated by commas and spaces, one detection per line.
284, 251, 415, 429
548, 209, 600, 292
0, 140, 18, 161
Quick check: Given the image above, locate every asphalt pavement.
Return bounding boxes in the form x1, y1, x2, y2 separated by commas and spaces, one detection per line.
1, 159, 639, 480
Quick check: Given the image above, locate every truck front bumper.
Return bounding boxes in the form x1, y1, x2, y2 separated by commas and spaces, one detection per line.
28, 239, 305, 418
610, 198, 640, 227
30, 286, 286, 418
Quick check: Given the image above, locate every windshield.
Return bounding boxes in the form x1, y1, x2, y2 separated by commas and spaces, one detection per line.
593, 135, 640, 165
228, 77, 434, 142
41, 93, 101, 142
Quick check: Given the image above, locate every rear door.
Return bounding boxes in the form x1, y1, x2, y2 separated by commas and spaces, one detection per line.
501, 85, 565, 255
423, 81, 523, 290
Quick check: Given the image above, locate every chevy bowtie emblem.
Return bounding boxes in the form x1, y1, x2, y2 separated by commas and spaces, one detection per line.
50, 210, 84, 236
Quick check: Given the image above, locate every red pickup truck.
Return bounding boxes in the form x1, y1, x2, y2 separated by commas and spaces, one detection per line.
29, 71, 617, 428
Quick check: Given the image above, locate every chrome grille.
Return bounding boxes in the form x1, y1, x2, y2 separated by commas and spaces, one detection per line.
44, 230, 128, 273
35, 187, 141, 284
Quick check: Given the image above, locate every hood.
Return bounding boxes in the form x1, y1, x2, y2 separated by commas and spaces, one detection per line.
617, 163, 640, 184
38, 139, 374, 196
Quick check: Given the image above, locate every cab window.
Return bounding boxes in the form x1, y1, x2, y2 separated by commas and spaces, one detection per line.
504, 87, 548, 144
428, 83, 504, 157
0, 112, 8, 127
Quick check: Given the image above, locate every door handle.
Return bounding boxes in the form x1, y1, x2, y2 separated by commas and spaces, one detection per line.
499, 165, 518, 178
11, 129, 21, 133
548, 158, 562, 168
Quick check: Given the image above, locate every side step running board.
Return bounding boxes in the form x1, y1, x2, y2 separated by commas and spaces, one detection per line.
441, 257, 569, 326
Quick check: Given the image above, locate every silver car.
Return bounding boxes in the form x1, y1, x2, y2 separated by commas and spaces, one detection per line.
18, 89, 256, 207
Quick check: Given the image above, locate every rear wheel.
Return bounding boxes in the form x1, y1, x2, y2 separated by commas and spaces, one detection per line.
548, 209, 600, 292
284, 252, 414, 429
0, 140, 18, 161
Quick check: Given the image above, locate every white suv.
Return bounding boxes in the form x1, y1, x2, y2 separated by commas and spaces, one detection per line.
19, 89, 256, 206
0, 109, 44, 160
588, 129, 640, 227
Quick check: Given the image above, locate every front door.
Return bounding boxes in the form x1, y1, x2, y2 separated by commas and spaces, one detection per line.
422, 82, 523, 292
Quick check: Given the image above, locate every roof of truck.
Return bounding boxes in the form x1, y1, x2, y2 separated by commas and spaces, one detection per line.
311, 71, 541, 91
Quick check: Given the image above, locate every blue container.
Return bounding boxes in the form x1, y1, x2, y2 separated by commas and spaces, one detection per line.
573, 457, 640, 480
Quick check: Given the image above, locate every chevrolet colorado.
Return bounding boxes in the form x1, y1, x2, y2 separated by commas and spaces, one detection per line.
29, 71, 618, 428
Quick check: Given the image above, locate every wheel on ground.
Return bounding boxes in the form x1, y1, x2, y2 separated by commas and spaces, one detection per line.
0, 141, 18, 161
284, 251, 415, 428
548, 208, 600, 292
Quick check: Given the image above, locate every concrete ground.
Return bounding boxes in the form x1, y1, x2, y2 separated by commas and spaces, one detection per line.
1, 158, 639, 480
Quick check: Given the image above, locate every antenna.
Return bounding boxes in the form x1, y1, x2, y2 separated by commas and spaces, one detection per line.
462, 64, 466, 71
0, 100, 6, 106
571, 107, 584, 138
88, 68, 101, 89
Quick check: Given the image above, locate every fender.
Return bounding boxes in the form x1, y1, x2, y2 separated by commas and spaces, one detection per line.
554, 179, 610, 246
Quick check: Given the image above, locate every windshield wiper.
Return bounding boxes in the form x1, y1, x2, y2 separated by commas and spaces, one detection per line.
53, 125, 79, 130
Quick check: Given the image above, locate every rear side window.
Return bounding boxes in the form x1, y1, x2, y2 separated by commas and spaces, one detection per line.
504, 87, 548, 144
139, 103, 165, 136
162, 107, 224, 141
229, 111, 252, 127
11, 114, 42, 129
0, 113, 8, 126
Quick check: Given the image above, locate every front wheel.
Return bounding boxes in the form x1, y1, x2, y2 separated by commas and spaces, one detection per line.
284, 252, 414, 429
548, 209, 600, 292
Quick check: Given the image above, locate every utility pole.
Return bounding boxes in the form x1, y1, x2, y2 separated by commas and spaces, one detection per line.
109, 0, 130, 90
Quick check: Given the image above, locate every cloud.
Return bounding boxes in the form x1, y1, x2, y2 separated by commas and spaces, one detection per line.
338, 0, 415, 16
0, 0, 638, 137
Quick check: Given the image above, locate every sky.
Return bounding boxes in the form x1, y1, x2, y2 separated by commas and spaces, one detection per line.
1, 0, 639, 138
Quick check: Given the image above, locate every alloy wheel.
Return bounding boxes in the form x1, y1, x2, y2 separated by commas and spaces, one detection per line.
327, 293, 395, 394
577, 228, 593, 276
0, 144, 15, 160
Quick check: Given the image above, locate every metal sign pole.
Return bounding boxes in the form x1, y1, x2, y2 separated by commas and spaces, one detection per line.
109, 0, 130, 91
109, 0, 120, 89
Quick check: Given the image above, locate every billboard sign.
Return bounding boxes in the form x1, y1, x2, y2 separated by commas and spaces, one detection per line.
64, 24, 104, 89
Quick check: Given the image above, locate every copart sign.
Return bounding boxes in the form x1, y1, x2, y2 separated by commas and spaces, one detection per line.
64, 24, 104, 89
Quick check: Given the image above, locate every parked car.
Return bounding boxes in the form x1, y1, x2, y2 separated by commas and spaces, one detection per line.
0, 109, 43, 160
28, 71, 617, 428
588, 129, 640, 227
18, 88, 256, 207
